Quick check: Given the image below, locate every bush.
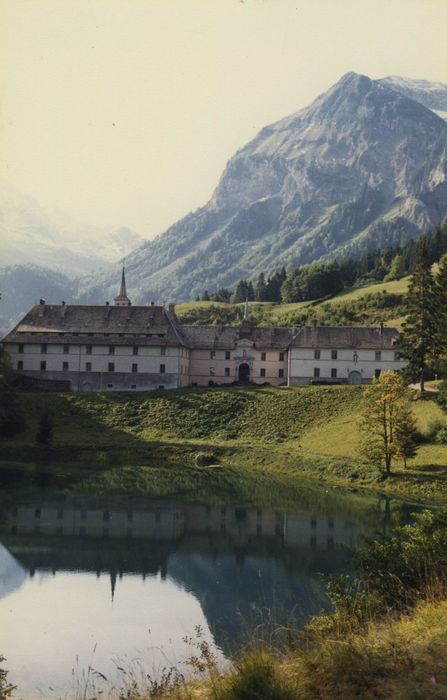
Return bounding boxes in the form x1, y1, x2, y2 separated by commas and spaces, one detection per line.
307, 509, 447, 638
216, 651, 296, 700
195, 451, 219, 467
0, 656, 15, 699
425, 419, 447, 443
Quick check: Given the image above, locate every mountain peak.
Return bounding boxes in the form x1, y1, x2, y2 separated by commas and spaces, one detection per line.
79, 72, 447, 303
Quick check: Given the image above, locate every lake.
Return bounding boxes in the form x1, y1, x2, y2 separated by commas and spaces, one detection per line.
0, 483, 419, 698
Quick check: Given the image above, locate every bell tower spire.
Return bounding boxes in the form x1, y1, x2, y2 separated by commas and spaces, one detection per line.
114, 262, 132, 306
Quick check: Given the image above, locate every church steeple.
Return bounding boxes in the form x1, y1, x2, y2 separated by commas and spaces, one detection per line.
114, 265, 131, 306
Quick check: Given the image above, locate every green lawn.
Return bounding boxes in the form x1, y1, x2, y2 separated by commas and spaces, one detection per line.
3, 385, 447, 502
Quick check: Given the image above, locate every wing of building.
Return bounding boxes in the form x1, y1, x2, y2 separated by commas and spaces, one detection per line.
1, 270, 406, 391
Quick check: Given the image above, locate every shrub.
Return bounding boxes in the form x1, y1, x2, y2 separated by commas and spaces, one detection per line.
0, 656, 15, 699
195, 451, 219, 467
216, 651, 296, 700
425, 419, 447, 443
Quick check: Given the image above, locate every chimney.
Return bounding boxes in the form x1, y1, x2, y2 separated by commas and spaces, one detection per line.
105, 301, 110, 306
61, 300, 66, 306
39, 298, 45, 305
168, 303, 175, 314
150, 301, 155, 306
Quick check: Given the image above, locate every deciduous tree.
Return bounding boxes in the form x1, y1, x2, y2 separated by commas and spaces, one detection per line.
359, 372, 417, 475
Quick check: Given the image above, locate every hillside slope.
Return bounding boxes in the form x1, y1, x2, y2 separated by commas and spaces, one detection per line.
78, 72, 447, 304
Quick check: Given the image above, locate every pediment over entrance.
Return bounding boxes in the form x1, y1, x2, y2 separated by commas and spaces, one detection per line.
235, 338, 254, 348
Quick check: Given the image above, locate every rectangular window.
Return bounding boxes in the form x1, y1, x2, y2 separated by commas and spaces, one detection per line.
17, 360, 23, 370
109, 345, 115, 355
18, 343, 24, 354
331, 350, 338, 360
313, 367, 320, 378
63, 344, 69, 354
108, 362, 115, 372
132, 363, 138, 373
86, 345, 92, 355
375, 369, 381, 379
133, 346, 138, 356
62, 361, 69, 370
331, 368, 337, 378
160, 347, 166, 356
260, 368, 266, 377
40, 361, 46, 371
210, 350, 215, 359
41, 343, 47, 354
225, 367, 230, 377
314, 349, 321, 359
85, 362, 92, 372
261, 351, 266, 361
278, 368, 284, 378
225, 351, 231, 360
375, 350, 382, 361
160, 364, 166, 374
279, 352, 285, 361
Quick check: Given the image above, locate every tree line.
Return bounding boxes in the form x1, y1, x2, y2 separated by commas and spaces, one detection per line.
198, 219, 447, 304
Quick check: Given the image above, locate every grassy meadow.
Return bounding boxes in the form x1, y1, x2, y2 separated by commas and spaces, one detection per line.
3, 384, 447, 503
176, 275, 410, 329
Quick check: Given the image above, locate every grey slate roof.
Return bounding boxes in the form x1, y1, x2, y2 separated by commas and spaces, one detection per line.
2, 304, 182, 346
290, 326, 399, 349
2, 304, 400, 351
181, 325, 292, 349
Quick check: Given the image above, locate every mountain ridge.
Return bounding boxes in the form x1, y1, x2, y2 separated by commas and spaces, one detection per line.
77, 71, 447, 304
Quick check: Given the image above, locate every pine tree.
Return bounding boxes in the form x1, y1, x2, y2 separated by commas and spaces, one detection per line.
395, 403, 419, 468
232, 280, 248, 304
255, 272, 267, 301
35, 406, 53, 446
399, 245, 436, 392
433, 254, 447, 372
386, 254, 406, 281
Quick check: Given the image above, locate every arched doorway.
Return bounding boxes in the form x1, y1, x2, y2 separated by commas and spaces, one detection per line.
348, 371, 362, 385
238, 363, 250, 383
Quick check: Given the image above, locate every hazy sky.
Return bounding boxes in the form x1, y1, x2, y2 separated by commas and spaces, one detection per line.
1, 0, 447, 239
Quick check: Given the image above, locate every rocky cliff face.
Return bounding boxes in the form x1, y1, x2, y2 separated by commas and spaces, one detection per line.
79, 72, 447, 302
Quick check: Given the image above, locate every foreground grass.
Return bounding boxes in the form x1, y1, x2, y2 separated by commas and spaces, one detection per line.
2, 386, 447, 502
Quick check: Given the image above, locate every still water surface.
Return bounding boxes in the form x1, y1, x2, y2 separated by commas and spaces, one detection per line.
0, 484, 418, 698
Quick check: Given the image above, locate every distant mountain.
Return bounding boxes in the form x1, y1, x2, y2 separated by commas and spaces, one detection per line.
378, 76, 447, 121
0, 264, 75, 337
0, 183, 145, 277
77, 72, 447, 304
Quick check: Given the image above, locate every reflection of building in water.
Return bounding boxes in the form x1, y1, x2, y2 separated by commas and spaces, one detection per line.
3, 497, 360, 552
6, 497, 184, 541
285, 513, 357, 550
1, 496, 380, 653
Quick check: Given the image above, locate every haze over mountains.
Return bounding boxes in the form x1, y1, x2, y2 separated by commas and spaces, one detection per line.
78, 71, 447, 305
0, 182, 144, 277
2, 71, 447, 333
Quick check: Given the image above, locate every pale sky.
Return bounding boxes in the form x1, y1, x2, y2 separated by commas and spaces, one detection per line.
1, 0, 447, 239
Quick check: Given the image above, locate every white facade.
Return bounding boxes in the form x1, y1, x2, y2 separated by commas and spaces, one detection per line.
289, 346, 406, 385
10, 341, 182, 391
1, 283, 406, 391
